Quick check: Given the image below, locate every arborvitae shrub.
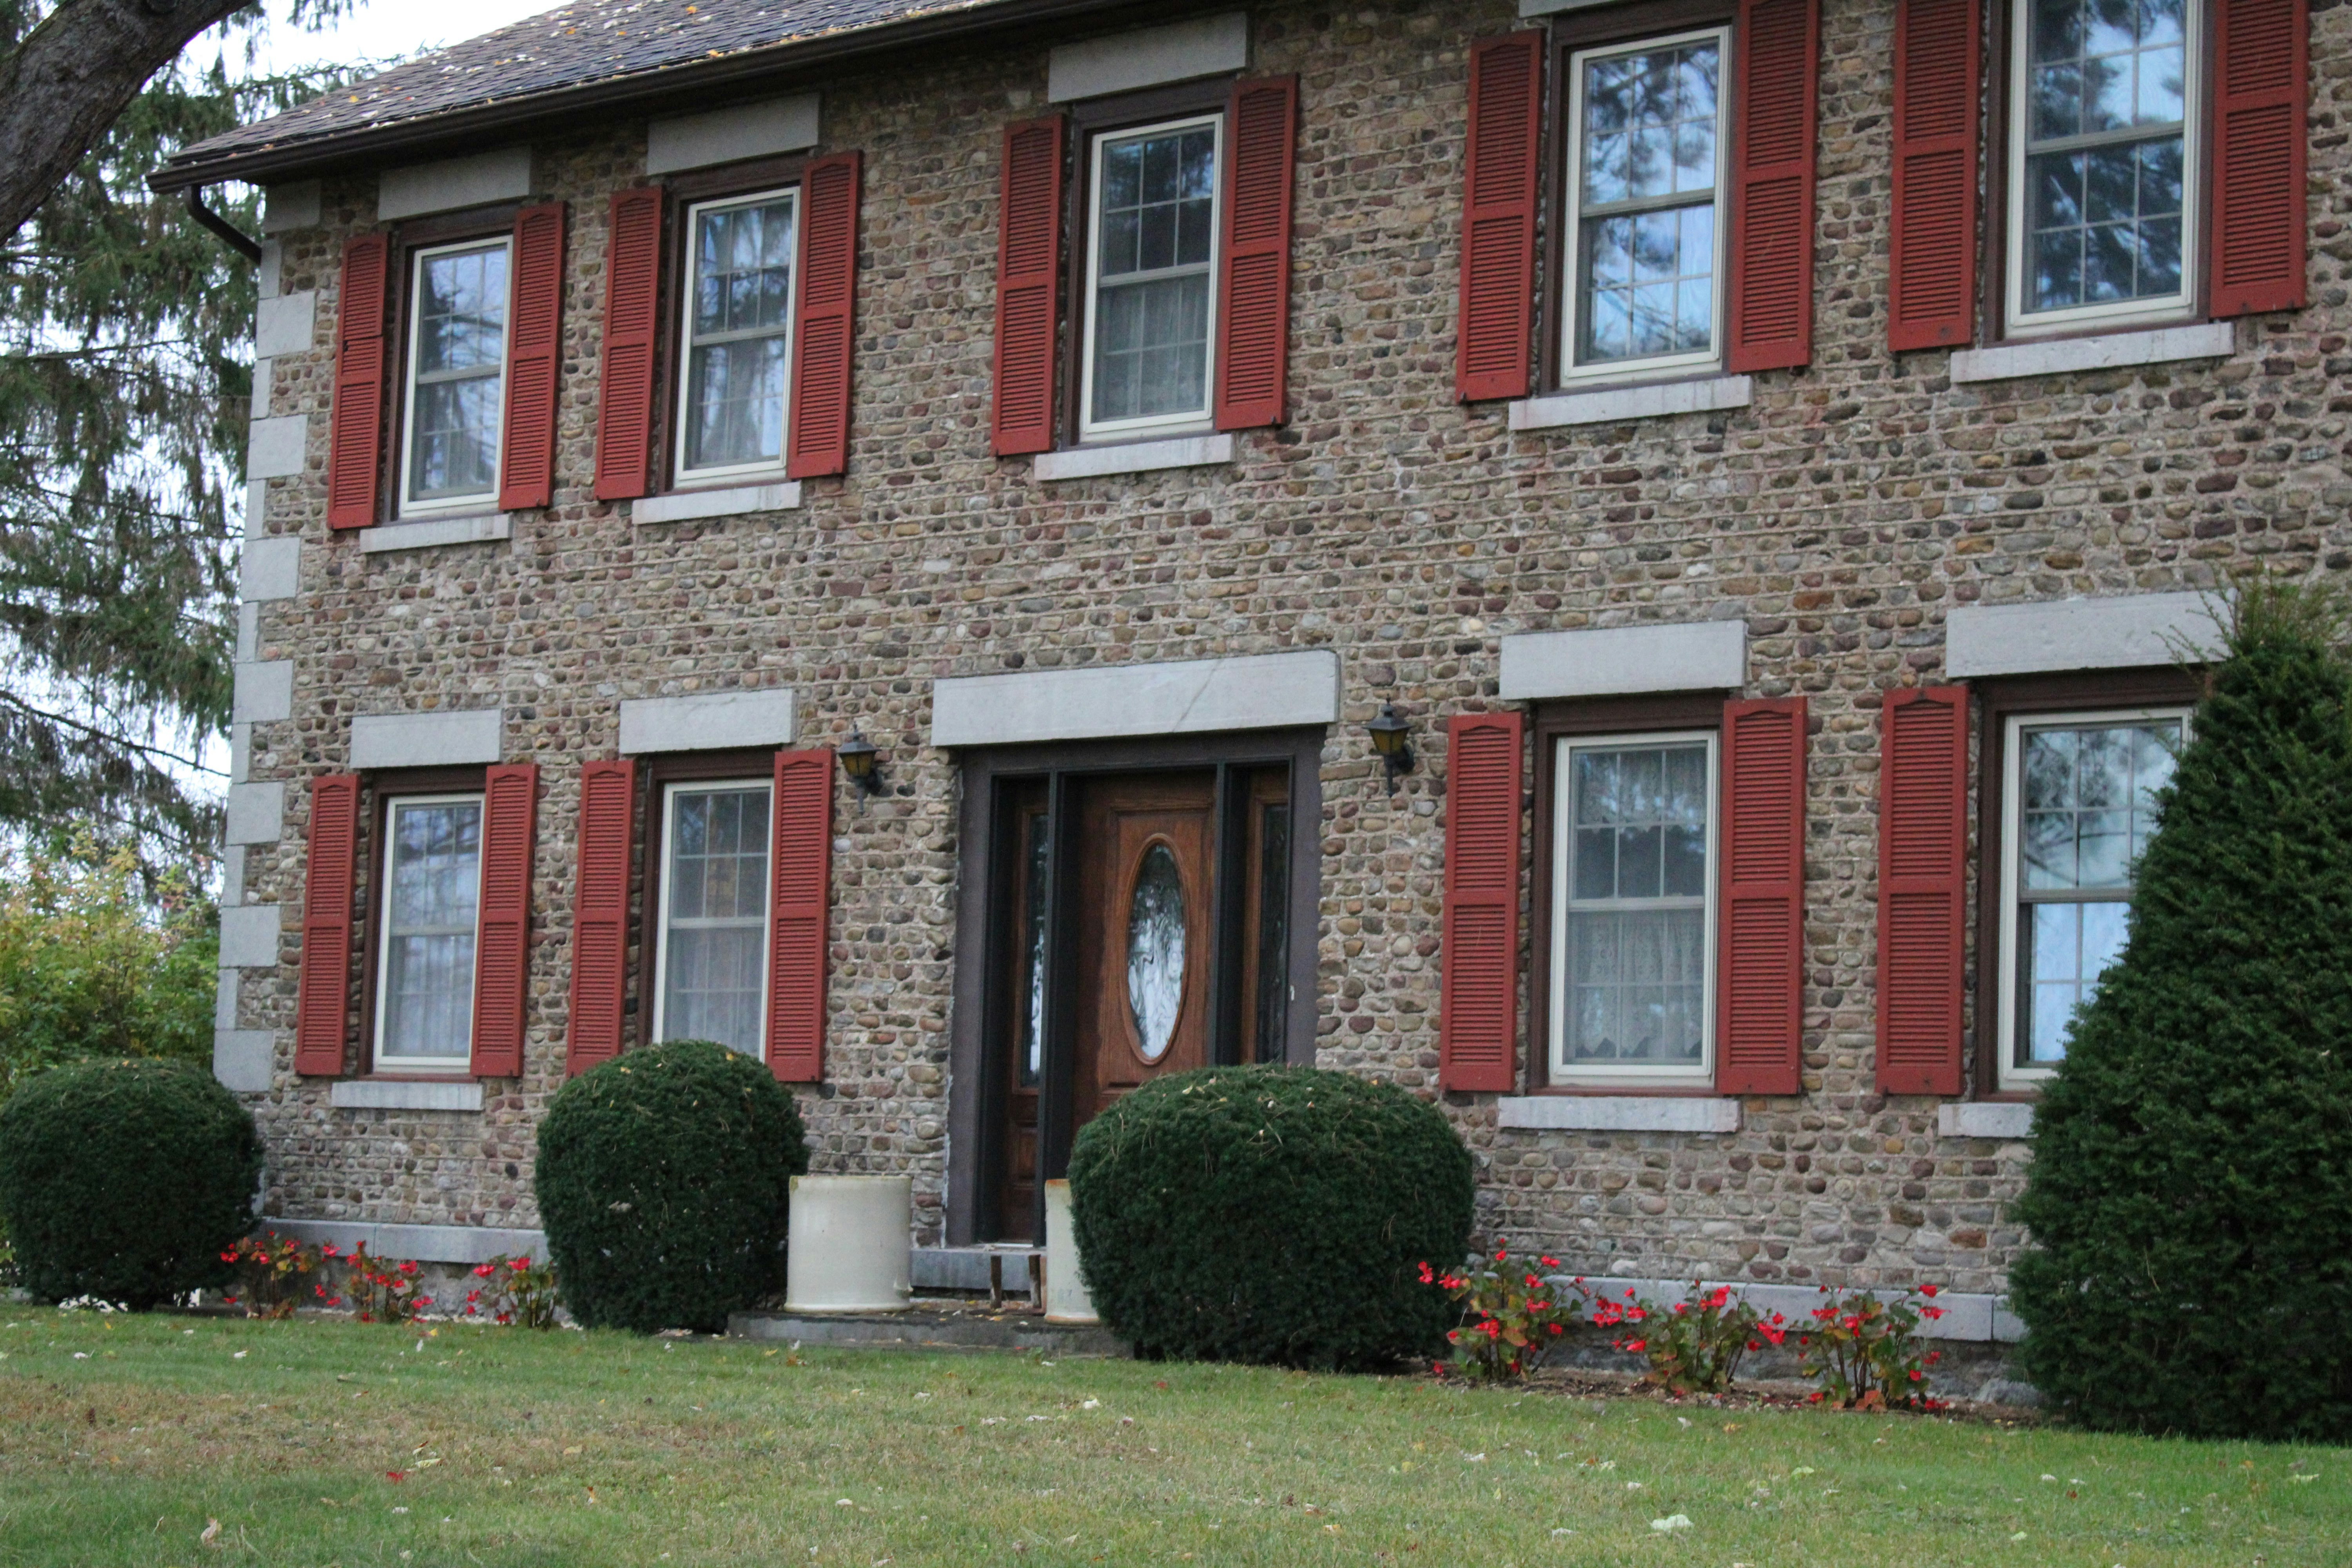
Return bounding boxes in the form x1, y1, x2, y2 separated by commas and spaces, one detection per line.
535, 1040, 808, 1332
2011, 582, 2352, 1440
0, 1058, 260, 1307
1068, 1064, 1473, 1368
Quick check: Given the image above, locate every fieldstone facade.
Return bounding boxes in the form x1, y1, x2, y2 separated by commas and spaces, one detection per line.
217, 0, 2347, 1325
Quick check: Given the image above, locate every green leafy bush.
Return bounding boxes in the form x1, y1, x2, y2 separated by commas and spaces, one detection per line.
535, 1040, 808, 1333
0, 1057, 260, 1307
1068, 1064, 1473, 1368
2011, 582, 2352, 1440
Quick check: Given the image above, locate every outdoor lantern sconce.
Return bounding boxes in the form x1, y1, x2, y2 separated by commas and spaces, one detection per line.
837, 731, 886, 799
1367, 703, 1416, 791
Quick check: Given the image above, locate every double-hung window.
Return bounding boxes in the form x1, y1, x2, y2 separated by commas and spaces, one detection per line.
1996, 708, 2186, 1085
2007, 0, 2197, 334
652, 779, 774, 1054
399, 238, 512, 516
1548, 732, 1719, 1085
1080, 114, 1222, 441
374, 792, 485, 1073
676, 188, 800, 484
1563, 30, 1729, 381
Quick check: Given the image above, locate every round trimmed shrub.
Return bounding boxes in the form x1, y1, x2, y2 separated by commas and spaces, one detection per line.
535, 1039, 808, 1332
1067, 1064, 1473, 1368
0, 1058, 261, 1307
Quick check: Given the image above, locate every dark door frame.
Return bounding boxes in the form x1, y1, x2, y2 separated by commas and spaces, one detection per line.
945, 726, 1325, 1245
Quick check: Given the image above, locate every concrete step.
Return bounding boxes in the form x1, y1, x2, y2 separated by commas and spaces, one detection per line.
728, 1298, 1129, 1358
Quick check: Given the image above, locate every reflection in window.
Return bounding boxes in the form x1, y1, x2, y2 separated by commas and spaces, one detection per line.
659, 784, 772, 1054
1254, 802, 1291, 1063
1126, 842, 1186, 1061
1562, 740, 1711, 1069
1089, 119, 1219, 428
406, 242, 509, 505
681, 191, 797, 476
378, 796, 483, 1065
1017, 811, 1049, 1086
1570, 35, 1722, 369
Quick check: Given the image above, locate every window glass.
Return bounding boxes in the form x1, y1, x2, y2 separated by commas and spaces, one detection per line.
1088, 118, 1218, 431
1253, 800, 1291, 1062
377, 796, 483, 1067
658, 783, 772, 1054
1557, 737, 1713, 1075
2019, 0, 2190, 317
1570, 36, 1723, 372
1016, 809, 1049, 1087
405, 242, 508, 506
681, 191, 797, 477
2011, 715, 2182, 1069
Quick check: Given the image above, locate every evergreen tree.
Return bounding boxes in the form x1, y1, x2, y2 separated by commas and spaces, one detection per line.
2011, 581, 2352, 1441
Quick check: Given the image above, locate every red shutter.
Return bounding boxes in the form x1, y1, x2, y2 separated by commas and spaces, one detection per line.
765, 750, 834, 1083
469, 763, 538, 1079
593, 187, 663, 502
787, 153, 860, 480
1888, 0, 1981, 351
1717, 698, 1807, 1095
1214, 75, 1298, 431
1877, 687, 1967, 1095
1728, 0, 1820, 372
498, 203, 566, 511
327, 236, 390, 529
565, 760, 636, 1076
1439, 712, 1523, 1092
2210, 0, 2308, 316
993, 116, 1065, 457
1455, 33, 1543, 402
293, 773, 360, 1075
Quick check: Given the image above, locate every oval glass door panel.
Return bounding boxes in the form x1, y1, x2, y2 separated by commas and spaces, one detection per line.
1126, 842, 1187, 1061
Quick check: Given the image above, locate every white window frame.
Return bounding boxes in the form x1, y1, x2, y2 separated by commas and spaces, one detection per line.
1995, 704, 2191, 1088
1548, 728, 1720, 1087
1078, 111, 1224, 445
650, 778, 775, 1053
1560, 26, 1733, 385
397, 236, 513, 519
371, 790, 485, 1075
2003, 0, 2202, 338
672, 186, 802, 488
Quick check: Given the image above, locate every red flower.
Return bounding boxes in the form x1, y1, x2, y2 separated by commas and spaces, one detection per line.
1920, 1284, 1939, 1298
1548, 1324, 1563, 1335
386, 1471, 405, 1483
1746, 1339, 1761, 1352
1417, 1261, 1435, 1284
1622, 1339, 1646, 1354
1541, 1256, 1559, 1268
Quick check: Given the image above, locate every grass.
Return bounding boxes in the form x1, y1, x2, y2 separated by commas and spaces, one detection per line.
0, 1312, 2345, 1566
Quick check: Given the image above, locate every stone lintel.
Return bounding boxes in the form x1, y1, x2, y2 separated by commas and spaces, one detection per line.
618, 688, 798, 755
1047, 13, 1248, 103
647, 95, 820, 174
1499, 620, 1748, 700
1945, 591, 2221, 677
378, 147, 533, 221
349, 708, 504, 769
932, 650, 1339, 748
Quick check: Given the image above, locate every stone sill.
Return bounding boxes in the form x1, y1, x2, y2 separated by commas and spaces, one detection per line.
1033, 432, 1232, 481
1509, 373, 1751, 432
330, 1078, 483, 1112
1938, 1101, 2036, 1140
1497, 1094, 1741, 1133
361, 512, 512, 553
1949, 321, 2234, 383
1559, 1274, 2024, 1343
633, 480, 802, 524
261, 1218, 541, 1266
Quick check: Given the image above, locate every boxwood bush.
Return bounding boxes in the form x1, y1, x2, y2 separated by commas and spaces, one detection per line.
1067, 1064, 1473, 1368
0, 1058, 260, 1307
535, 1039, 808, 1332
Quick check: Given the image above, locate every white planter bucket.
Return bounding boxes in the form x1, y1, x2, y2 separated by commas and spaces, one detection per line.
784, 1175, 912, 1314
1043, 1179, 1100, 1325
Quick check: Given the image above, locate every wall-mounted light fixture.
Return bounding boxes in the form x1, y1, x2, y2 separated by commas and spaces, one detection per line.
1367, 703, 1416, 791
837, 730, 886, 799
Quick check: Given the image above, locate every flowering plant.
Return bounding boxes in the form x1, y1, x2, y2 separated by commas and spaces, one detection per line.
1796, 1285, 1946, 1410
465, 1253, 560, 1329
218, 1232, 325, 1319
1593, 1281, 1789, 1395
335, 1242, 428, 1325
1419, 1249, 1585, 1381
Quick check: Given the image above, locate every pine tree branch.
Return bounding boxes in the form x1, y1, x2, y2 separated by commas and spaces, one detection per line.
0, 682, 218, 775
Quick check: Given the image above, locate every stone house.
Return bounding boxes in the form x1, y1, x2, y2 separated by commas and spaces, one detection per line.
158, 0, 2326, 1364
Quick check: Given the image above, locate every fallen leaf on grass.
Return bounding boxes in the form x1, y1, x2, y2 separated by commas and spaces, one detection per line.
1648, 1515, 1692, 1533
200, 1519, 221, 1546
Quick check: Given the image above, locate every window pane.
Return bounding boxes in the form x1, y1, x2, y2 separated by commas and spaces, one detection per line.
1580, 41, 1719, 205
1565, 907, 1707, 1063
2020, 719, 2180, 891
381, 800, 482, 1062
1580, 205, 1715, 364
684, 196, 794, 473
1092, 273, 1210, 423
1253, 802, 1291, 1063
1018, 812, 1049, 1086
1563, 739, 1711, 1070
661, 786, 771, 1055
416, 247, 507, 377
409, 376, 504, 500
1091, 123, 1216, 425
2022, 899, 2133, 1064
685, 337, 791, 471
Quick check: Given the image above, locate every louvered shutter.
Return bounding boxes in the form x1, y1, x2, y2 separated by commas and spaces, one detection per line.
1455, 33, 1543, 402
498, 203, 566, 511
993, 116, 1065, 456
1728, 0, 1820, 372
1439, 712, 1523, 1092
470, 764, 538, 1079
766, 750, 834, 1082
565, 760, 636, 1076
294, 773, 361, 1075
787, 153, 861, 480
2210, 0, 2308, 316
1888, 0, 1981, 351
327, 236, 390, 529
1877, 688, 1966, 1095
593, 187, 663, 502
1716, 698, 1807, 1095
1214, 75, 1298, 430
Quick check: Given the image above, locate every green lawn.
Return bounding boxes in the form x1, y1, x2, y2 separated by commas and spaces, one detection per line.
0, 1312, 2345, 1567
